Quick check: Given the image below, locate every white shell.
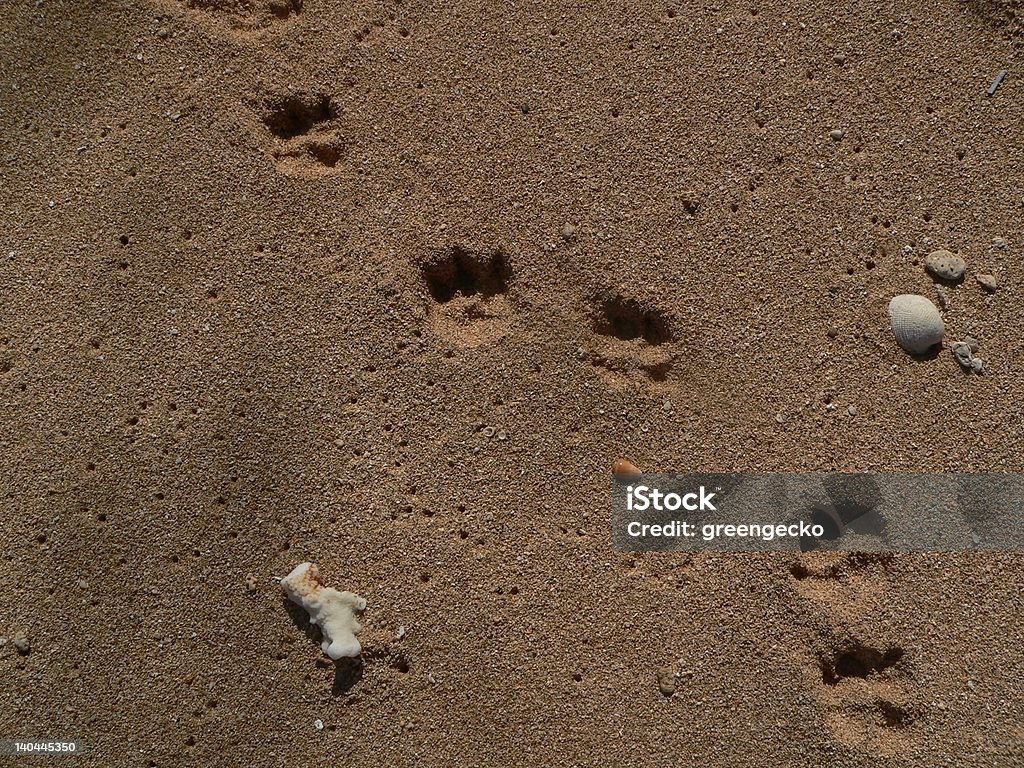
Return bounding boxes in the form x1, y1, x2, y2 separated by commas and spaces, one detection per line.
888, 294, 944, 354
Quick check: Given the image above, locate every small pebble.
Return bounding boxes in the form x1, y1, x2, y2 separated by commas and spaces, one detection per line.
847, 405, 858, 417
497, 430, 508, 441
829, 129, 845, 141
13, 631, 30, 655
560, 223, 577, 241
833, 53, 846, 65
775, 413, 784, 424
662, 399, 672, 412
612, 458, 641, 476
951, 342, 974, 369
975, 273, 998, 293
482, 426, 496, 438
656, 666, 677, 697
972, 358, 984, 374
245, 574, 258, 593
924, 249, 966, 282
396, 625, 407, 641
314, 719, 324, 731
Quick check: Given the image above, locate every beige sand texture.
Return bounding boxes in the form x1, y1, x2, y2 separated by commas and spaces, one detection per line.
1, 0, 1023, 765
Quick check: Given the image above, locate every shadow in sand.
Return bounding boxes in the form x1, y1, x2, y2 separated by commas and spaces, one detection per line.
282, 596, 323, 644
282, 596, 365, 695
332, 658, 364, 696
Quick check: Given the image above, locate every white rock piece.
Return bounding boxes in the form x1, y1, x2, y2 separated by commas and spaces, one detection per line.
281, 562, 366, 660
888, 294, 945, 354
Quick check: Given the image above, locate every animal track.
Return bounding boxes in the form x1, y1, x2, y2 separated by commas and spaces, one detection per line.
420, 247, 512, 347
176, 0, 301, 30
962, 0, 1023, 44
815, 638, 919, 755
588, 293, 673, 386
791, 554, 920, 755
820, 643, 904, 686
259, 93, 345, 176
790, 552, 893, 618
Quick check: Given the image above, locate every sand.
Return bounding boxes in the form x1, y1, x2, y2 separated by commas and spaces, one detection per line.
1, 0, 1023, 765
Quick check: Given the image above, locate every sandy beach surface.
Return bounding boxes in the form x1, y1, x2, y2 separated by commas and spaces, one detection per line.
1, 0, 1023, 765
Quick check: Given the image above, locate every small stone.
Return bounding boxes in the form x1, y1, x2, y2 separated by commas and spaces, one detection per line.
245, 574, 258, 593
951, 342, 974, 369
972, 358, 983, 374
612, 458, 641, 477
775, 413, 785, 424
482, 426, 496, 438
662, 399, 672, 412
314, 719, 324, 731
520, 103, 529, 115
924, 250, 966, 282
847, 405, 858, 417
975, 273, 997, 293
396, 625, 407, 641
829, 129, 845, 141
497, 430, 508, 441
833, 53, 846, 65
964, 336, 980, 353
656, 665, 677, 697
13, 631, 30, 655
560, 223, 577, 241
992, 237, 1007, 249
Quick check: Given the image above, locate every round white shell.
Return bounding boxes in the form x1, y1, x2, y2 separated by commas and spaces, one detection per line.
888, 294, 944, 354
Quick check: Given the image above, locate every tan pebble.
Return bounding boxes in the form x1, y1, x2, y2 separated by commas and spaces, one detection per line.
976, 273, 998, 293
924, 249, 966, 281
612, 458, 641, 476
656, 665, 677, 697
13, 631, 30, 655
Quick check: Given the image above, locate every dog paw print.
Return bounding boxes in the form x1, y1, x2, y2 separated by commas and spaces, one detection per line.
587, 293, 673, 387
815, 640, 921, 756
174, 0, 301, 31
260, 93, 345, 176
789, 553, 893, 620
420, 246, 513, 347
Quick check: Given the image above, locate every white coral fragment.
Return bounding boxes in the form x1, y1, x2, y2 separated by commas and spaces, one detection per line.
281, 562, 366, 660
